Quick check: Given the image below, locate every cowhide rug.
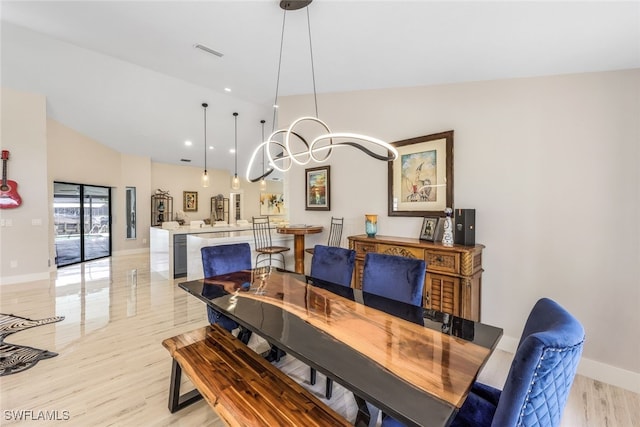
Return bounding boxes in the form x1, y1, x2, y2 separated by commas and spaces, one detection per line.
0, 313, 65, 376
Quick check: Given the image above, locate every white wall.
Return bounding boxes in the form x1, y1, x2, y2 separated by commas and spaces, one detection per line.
279, 69, 640, 390
47, 118, 141, 254
0, 88, 50, 283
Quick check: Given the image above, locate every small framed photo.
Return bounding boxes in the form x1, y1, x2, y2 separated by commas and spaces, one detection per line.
420, 217, 440, 241
183, 191, 198, 212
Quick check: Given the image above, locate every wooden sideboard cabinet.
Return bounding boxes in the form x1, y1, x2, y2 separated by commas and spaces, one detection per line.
348, 235, 485, 321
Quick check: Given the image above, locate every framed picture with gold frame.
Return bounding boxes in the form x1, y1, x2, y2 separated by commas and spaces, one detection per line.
388, 130, 454, 217
183, 191, 198, 212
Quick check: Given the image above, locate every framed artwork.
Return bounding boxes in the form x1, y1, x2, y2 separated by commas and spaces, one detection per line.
388, 130, 454, 217
305, 165, 330, 211
419, 217, 440, 241
183, 191, 198, 212
260, 192, 286, 216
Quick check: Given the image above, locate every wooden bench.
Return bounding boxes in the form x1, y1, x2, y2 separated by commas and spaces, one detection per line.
162, 324, 351, 426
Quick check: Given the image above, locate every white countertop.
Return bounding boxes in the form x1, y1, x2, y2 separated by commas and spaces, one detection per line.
154, 225, 254, 235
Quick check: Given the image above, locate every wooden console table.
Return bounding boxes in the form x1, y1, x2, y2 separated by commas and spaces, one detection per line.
348, 235, 484, 321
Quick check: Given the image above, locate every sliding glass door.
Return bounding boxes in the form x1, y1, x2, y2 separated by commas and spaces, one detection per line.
54, 182, 111, 267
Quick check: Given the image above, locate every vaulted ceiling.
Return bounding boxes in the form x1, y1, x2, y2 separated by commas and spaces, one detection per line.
2, 1, 638, 176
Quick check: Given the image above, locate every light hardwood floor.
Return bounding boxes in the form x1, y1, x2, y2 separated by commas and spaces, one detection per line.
1, 253, 638, 426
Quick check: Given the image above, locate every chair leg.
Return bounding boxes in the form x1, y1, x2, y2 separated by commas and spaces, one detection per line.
325, 377, 333, 400
310, 367, 316, 385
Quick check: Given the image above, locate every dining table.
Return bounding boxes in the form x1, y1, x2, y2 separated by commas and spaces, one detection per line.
276, 224, 323, 273
179, 267, 503, 427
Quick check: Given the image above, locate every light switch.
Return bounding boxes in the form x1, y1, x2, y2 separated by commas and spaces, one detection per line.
32, 219, 43, 226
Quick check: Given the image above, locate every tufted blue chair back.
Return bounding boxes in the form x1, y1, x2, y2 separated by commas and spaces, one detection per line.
362, 253, 425, 306
310, 245, 356, 287
381, 298, 584, 427
491, 297, 585, 427
201, 243, 251, 331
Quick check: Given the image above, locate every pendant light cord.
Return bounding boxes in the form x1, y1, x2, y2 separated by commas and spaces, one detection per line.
306, 7, 318, 118
203, 103, 207, 173
234, 112, 238, 177
261, 120, 266, 175
272, 10, 287, 133
272, 7, 319, 127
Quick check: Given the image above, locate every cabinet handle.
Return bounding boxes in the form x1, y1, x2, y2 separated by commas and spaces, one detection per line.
435, 256, 443, 263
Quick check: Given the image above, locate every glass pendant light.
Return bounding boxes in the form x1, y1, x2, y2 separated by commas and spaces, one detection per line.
201, 102, 210, 188
231, 112, 240, 190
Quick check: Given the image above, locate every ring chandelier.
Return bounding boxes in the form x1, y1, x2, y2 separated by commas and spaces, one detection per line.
245, 0, 398, 183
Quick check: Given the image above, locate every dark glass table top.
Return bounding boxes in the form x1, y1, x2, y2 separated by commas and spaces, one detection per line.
179, 267, 503, 427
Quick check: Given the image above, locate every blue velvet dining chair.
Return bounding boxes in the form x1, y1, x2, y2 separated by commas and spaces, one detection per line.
381, 297, 585, 427
361, 252, 426, 425
307, 244, 356, 399
361, 252, 426, 306
309, 244, 356, 287
201, 243, 252, 342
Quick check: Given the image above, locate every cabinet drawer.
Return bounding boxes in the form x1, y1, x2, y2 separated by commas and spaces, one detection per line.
377, 244, 424, 260
354, 241, 377, 257
425, 250, 460, 274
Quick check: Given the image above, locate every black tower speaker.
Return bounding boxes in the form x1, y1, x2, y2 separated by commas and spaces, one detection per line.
454, 209, 475, 246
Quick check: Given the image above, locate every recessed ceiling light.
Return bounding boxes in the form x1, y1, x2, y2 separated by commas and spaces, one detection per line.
185, 140, 192, 146
229, 149, 236, 154
224, 88, 231, 92
208, 146, 214, 150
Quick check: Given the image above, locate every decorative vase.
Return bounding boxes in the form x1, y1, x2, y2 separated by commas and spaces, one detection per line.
365, 214, 378, 238
442, 208, 454, 247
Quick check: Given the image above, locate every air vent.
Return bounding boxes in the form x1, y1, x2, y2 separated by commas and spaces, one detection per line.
180, 159, 191, 163
194, 43, 224, 58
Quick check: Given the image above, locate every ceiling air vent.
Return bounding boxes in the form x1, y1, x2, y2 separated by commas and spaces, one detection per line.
194, 44, 224, 58
180, 158, 191, 163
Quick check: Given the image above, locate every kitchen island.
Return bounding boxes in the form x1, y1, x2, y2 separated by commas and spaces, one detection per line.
150, 225, 293, 279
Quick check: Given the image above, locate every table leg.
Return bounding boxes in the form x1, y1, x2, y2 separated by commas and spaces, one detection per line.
293, 234, 305, 274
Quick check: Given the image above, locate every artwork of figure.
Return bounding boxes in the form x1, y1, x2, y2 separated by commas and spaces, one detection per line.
401, 150, 437, 203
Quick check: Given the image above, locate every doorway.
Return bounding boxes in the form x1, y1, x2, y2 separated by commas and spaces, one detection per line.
54, 182, 112, 267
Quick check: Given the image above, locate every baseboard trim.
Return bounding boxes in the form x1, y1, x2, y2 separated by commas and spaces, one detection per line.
0, 272, 50, 286
497, 335, 640, 394
112, 248, 149, 256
